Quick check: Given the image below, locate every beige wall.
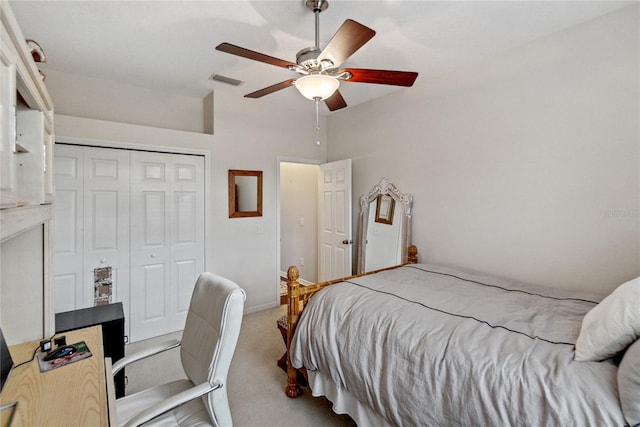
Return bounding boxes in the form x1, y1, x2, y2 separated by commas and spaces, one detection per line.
328, 5, 640, 295
1, 226, 44, 343
43, 68, 206, 133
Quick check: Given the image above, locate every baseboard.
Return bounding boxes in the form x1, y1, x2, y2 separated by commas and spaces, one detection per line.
244, 301, 279, 315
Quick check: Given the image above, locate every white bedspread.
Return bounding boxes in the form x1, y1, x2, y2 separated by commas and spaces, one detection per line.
290, 264, 626, 426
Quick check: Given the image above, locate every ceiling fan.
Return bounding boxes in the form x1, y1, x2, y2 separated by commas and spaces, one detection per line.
215, 0, 418, 112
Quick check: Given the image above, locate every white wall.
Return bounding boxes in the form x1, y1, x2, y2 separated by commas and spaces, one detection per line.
328, 5, 639, 295
43, 68, 205, 133
280, 162, 318, 283
54, 86, 327, 312
1, 226, 44, 343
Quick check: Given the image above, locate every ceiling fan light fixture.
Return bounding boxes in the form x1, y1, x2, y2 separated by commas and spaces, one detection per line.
294, 74, 339, 100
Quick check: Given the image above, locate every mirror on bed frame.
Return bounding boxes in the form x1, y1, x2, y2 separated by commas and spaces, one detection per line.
356, 177, 412, 274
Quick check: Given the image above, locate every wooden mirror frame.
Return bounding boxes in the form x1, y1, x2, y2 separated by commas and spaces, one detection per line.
228, 169, 263, 218
374, 194, 396, 225
356, 177, 412, 274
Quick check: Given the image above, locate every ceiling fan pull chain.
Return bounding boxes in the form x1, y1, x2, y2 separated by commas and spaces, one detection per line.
315, 97, 321, 145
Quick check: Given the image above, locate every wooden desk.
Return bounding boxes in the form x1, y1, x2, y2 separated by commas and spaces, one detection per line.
0, 325, 115, 426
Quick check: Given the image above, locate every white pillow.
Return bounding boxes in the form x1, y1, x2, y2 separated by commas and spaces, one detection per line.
574, 276, 640, 362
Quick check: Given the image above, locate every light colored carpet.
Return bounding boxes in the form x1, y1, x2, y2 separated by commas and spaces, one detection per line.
124, 305, 356, 427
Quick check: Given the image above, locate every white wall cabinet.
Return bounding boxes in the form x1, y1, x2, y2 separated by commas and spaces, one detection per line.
16, 108, 45, 205
0, 0, 55, 344
0, 3, 53, 211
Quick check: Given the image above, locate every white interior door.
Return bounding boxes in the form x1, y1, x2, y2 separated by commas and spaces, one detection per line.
318, 159, 352, 282
82, 147, 131, 310
129, 151, 204, 342
53, 145, 85, 312
53, 145, 130, 314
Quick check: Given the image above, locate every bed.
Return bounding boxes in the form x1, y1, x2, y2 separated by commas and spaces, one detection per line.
283, 247, 639, 426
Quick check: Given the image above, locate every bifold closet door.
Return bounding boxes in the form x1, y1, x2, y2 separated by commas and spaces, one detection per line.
53, 145, 130, 314
54, 145, 205, 342
129, 151, 204, 342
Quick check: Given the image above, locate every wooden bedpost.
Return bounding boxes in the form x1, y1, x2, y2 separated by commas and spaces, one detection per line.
285, 265, 303, 398
408, 245, 418, 264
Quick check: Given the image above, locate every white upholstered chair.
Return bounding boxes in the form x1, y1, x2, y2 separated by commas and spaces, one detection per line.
113, 272, 246, 427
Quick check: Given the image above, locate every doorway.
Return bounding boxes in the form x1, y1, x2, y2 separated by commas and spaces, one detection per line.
279, 161, 319, 289
277, 158, 353, 303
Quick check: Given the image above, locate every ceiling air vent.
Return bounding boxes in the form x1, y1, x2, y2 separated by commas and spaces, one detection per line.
209, 73, 244, 86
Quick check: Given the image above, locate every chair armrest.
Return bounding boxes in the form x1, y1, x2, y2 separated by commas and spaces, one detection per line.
112, 339, 180, 376
122, 381, 223, 427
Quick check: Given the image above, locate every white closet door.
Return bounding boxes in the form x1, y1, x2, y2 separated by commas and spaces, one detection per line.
82, 147, 130, 311
53, 145, 85, 312
129, 151, 204, 342
54, 144, 129, 313
53, 145, 131, 313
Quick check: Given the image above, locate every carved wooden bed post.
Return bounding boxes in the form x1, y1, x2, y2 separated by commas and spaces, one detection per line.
408, 245, 418, 264
285, 265, 303, 398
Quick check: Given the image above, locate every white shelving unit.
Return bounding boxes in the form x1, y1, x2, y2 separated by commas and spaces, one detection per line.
0, 0, 55, 343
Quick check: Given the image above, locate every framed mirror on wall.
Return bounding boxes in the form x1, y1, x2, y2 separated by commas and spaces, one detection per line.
356, 177, 412, 274
228, 169, 263, 218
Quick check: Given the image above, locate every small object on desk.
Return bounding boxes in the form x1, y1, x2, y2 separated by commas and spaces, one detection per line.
39, 339, 51, 353
37, 341, 92, 372
43, 345, 75, 361
54, 335, 66, 347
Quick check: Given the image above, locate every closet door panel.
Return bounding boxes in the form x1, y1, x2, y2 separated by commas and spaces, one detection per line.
82, 147, 130, 311
142, 191, 166, 246
54, 273, 77, 313
142, 263, 167, 320
130, 152, 204, 341
130, 152, 172, 341
170, 157, 204, 331
91, 191, 118, 250
53, 145, 130, 323
175, 259, 196, 314
53, 145, 84, 311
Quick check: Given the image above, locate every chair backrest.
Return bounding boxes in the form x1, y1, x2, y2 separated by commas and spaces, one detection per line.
180, 272, 245, 427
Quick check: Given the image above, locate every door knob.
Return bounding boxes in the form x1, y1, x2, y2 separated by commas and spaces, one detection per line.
342, 239, 353, 245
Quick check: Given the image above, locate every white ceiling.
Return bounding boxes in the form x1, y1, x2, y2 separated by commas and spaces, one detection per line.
9, 0, 632, 113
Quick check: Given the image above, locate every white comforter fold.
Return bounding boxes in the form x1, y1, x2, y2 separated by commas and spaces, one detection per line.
290, 264, 625, 426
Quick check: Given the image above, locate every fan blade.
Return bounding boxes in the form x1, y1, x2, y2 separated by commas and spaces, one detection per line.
340, 68, 418, 87
318, 19, 375, 69
324, 90, 347, 111
216, 42, 295, 69
244, 79, 296, 98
